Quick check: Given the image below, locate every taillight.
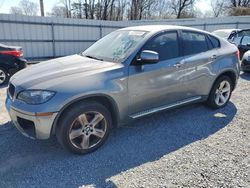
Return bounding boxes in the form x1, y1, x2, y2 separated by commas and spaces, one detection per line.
0, 50, 23, 57
236, 50, 240, 59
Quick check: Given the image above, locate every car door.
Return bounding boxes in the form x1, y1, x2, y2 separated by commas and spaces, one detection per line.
128, 31, 187, 116
238, 36, 250, 59
180, 31, 219, 98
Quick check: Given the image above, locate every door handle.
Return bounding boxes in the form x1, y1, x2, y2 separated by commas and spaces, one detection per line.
210, 55, 217, 60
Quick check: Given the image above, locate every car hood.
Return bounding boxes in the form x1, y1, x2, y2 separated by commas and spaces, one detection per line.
11, 54, 123, 88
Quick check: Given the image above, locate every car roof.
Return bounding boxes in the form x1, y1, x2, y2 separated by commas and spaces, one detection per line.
119, 25, 210, 34
213, 29, 242, 32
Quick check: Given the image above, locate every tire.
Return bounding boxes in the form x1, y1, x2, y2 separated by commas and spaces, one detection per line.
206, 75, 233, 109
56, 101, 112, 154
0, 67, 9, 86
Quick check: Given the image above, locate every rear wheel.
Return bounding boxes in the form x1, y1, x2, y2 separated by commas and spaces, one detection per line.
206, 76, 233, 109
0, 67, 8, 86
56, 102, 112, 154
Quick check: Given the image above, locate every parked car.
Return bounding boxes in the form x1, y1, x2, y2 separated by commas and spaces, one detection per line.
212, 29, 241, 40
237, 35, 250, 59
241, 50, 250, 72
0, 43, 27, 86
213, 29, 250, 70
6, 25, 240, 154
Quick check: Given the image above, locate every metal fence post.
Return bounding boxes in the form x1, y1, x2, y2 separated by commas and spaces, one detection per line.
203, 23, 207, 31
51, 22, 56, 57
236, 22, 239, 29
99, 24, 103, 39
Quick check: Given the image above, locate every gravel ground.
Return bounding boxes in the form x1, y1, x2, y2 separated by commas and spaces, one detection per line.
0, 86, 9, 125
0, 74, 250, 188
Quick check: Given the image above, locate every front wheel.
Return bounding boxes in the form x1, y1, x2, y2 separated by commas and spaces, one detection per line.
56, 102, 112, 154
206, 75, 233, 109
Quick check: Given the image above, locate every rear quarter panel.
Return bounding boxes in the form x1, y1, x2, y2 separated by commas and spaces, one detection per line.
211, 40, 240, 90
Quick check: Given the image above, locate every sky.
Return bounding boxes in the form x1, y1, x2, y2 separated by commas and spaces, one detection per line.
0, 0, 56, 14
0, 0, 212, 16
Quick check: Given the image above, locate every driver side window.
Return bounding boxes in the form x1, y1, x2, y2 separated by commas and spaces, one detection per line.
142, 31, 180, 61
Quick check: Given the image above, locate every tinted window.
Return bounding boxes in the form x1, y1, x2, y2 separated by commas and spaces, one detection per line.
232, 36, 242, 45
182, 31, 208, 56
241, 36, 250, 45
209, 35, 220, 48
238, 30, 250, 37
207, 36, 214, 50
143, 32, 179, 61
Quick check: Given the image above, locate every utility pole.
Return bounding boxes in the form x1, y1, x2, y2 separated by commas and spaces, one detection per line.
40, 0, 44, 16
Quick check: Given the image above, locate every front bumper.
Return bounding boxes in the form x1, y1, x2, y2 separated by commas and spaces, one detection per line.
5, 97, 57, 139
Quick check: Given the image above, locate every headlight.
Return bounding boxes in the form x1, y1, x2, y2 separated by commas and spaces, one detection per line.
17, 90, 56, 105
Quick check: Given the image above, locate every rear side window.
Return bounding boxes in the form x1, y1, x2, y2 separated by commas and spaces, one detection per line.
208, 35, 220, 48
182, 31, 208, 56
143, 31, 179, 61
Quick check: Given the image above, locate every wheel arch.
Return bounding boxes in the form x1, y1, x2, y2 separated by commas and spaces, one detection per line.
216, 70, 237, 90
210, 70, 238, 94
51, 94, 120, 135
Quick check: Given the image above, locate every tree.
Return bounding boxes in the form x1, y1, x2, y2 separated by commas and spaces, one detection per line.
48, 0, 196, 20
149, 0, 172, 19
211, 0, 226, 17
10, 7, 23, 15
71, 1, 84, 18
47, 5, 68, 17
129, 0, 154, 20
10, 0, 38, 16
171, 0, 195, 19
19, 0, 38, 16
230, 0, 250, 7
115, 0, 128, 20
222, 0, 250, 16
229, 7, 250, 16
60, 0, 72, 18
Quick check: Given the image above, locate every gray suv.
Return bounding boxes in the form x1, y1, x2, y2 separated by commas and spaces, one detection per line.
5, 25, 240, 154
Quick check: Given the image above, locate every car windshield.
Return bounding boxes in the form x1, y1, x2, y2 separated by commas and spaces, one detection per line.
82, 30, 148, 63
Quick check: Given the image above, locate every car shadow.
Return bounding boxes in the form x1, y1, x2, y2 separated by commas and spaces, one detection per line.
240, 72, 250, 81
0, 102, 237, 188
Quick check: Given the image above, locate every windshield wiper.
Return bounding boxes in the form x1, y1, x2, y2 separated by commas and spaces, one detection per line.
85, 55, 103, 61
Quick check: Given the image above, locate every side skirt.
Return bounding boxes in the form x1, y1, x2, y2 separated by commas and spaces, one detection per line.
130, 96, 203, 119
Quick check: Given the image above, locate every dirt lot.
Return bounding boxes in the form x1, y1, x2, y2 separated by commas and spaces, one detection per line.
0, 74, 250, 188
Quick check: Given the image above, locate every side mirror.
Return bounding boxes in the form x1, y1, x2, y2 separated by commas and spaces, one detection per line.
247, 43, 250, 47
137, 50, 159, 64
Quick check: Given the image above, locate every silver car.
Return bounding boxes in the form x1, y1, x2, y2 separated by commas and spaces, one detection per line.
5, 25, 240, 154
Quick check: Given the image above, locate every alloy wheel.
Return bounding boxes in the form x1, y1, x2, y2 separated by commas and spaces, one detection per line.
214, 80, 231, 106
69, 111, 107, 150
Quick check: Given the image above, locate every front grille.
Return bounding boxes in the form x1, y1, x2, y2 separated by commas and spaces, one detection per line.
8, 83, 15, 99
